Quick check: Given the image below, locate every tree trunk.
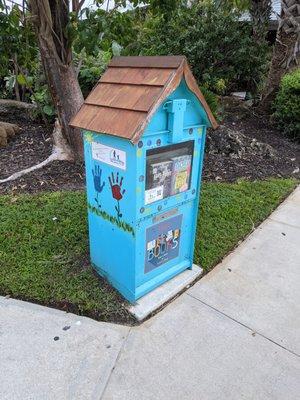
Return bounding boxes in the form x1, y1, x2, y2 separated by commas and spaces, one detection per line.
39, 48, 84, 155
248, 0, 272, 99
250, 0, 272, 43
261, 0, 300, 110
29, 0, 84, 158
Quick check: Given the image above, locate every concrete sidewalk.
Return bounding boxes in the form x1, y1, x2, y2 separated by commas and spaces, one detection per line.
1, 186, 299, 400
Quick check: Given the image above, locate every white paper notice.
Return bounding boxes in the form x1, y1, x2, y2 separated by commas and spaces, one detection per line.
145, 186, 164, 205
92, 142, 126, 170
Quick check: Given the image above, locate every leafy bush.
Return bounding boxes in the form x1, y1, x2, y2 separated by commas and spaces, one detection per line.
31, 84, 55, 119
73, 8, 138, 57
74, 50, 111, 97
137, 2, 269, 94
200, 85, 220, 118
273, 69, 300, 141
0, 4, 38, 99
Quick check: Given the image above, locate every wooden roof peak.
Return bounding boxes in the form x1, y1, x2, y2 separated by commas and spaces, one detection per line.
70, 56, 218, 143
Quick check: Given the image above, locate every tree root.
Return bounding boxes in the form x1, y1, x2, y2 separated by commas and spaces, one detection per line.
0, 119, 74, 184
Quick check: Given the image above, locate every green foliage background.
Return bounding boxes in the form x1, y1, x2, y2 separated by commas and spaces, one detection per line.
0, 0, 270, 118
136, 2, 269, 95
0, 4, 38, 98
273, 68, 300, 141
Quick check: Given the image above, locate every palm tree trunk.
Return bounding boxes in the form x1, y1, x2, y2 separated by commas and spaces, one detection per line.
261, 0, 300, 110
250, 0, 272, 43
248, 0, 272, 99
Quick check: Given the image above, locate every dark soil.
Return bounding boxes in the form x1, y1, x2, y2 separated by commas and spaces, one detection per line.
0, 97, 299, 195
0, 112, 85, 194
202, 97, 300, 182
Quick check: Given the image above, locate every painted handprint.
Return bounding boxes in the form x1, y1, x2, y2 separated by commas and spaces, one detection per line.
109, 172, 125, 220
109, 172, 125, 201
93, 165, 105, 207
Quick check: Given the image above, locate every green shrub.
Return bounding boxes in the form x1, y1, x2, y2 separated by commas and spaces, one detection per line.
137, 2, 269, 94
73, 8, 138, 57
200, 85, 220, 119
273, 69, 300, 140
74, 50, 111, 97
0, 4, 38, 99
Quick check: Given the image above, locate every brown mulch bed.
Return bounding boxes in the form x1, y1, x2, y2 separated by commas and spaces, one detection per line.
0, 113, 85, 194
202, 97, 300, 182
0, 97, 299, 195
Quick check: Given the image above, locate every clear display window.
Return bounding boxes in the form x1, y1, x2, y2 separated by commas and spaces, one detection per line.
145, 140, 194, 205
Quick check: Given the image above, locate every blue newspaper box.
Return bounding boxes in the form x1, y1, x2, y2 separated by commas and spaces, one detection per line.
70, 56, 218, 303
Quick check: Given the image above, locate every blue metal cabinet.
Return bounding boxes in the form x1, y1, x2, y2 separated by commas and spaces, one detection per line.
71, 56, 217, 303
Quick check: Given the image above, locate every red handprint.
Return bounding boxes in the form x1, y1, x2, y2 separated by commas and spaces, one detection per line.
109, 172, 125, 201
109, 172, 126, 220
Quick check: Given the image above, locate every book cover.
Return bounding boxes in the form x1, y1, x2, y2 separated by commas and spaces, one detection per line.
145, 160, 173, 204
170, 155, 192, 195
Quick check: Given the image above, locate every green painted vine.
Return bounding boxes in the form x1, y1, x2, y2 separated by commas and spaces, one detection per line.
87, 203, 135, 237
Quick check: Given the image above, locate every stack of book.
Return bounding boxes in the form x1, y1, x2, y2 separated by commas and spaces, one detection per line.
146, 154, 192, 204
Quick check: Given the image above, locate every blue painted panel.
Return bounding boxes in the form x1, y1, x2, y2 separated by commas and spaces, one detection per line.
82, 77, 209, 302
83, 133, 137, 297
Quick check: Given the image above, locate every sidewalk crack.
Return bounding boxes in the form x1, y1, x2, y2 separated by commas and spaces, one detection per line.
268, 217, 300, 231
99, 327, 132, 400
187, 293, 300, 358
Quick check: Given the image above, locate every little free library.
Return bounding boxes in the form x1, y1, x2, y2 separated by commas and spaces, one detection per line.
71, 56, 217, 303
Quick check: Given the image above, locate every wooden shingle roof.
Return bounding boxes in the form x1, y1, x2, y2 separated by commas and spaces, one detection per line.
70, 56, 218, 144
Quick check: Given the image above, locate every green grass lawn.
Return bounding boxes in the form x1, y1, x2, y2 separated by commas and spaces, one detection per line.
0, 179, 297, 322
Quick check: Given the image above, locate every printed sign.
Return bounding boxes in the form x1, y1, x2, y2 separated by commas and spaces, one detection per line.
145, 186, 164, 205
145, 214, 183, 273
92, 142, 126, 170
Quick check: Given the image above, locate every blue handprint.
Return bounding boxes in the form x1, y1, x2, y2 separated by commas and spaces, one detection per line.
93, 165, 105, 207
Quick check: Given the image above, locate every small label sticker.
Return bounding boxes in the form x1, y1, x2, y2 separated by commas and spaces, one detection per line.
145, 186, 164, 205
92, 142, 126, 170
